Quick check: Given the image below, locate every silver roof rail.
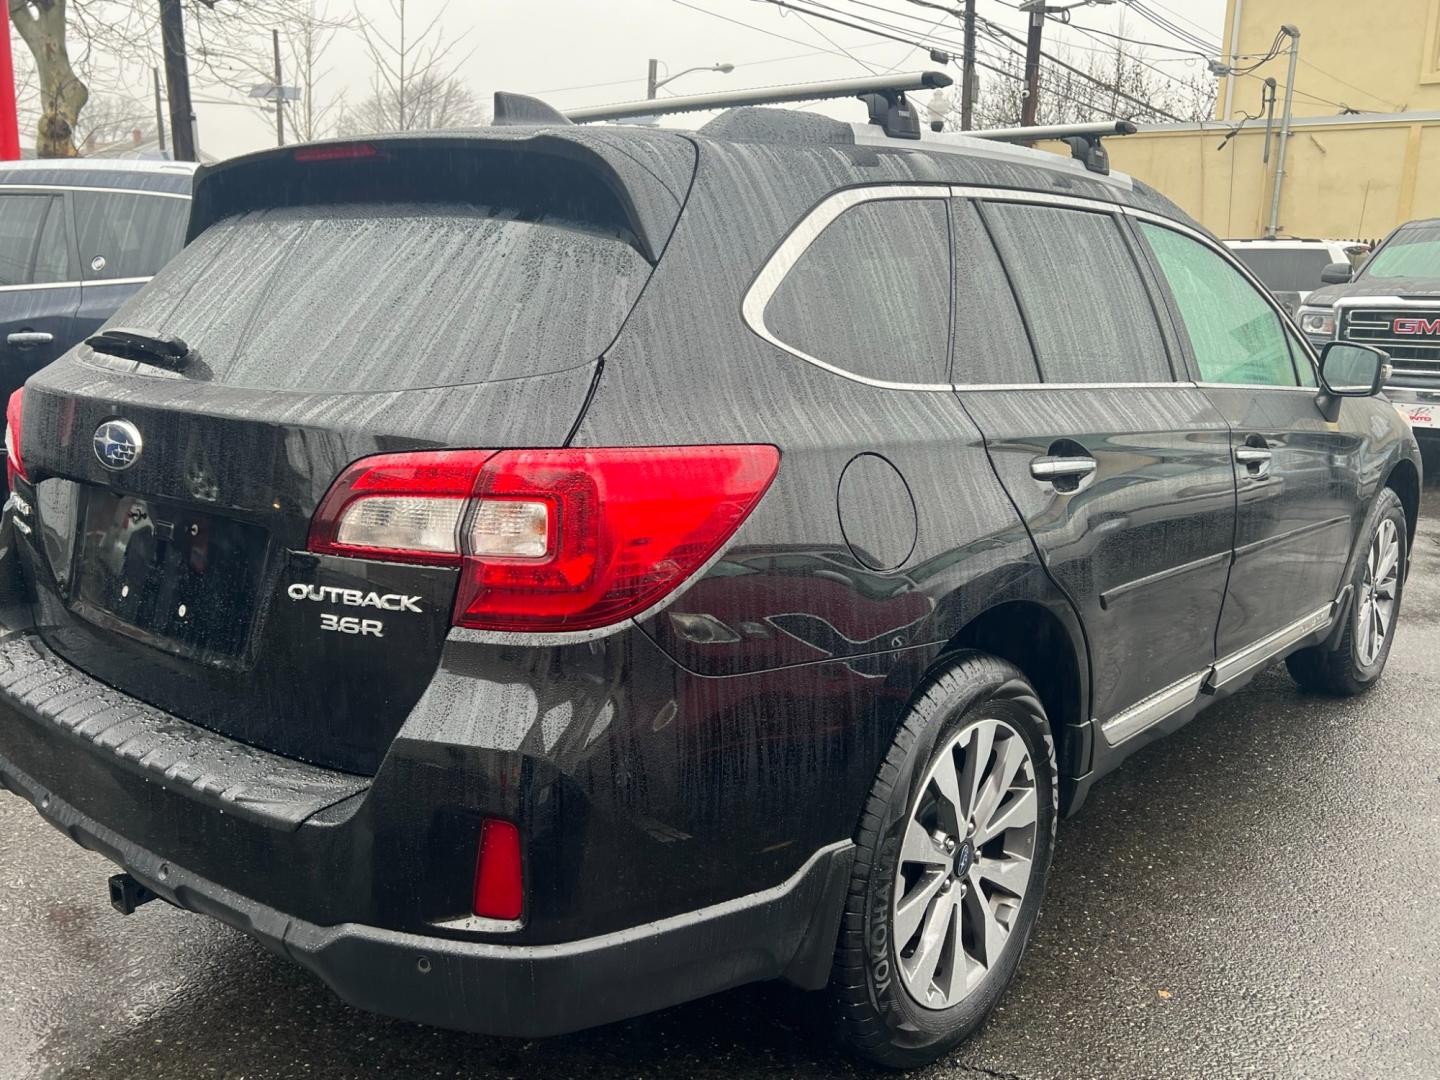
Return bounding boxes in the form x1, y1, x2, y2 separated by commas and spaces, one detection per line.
966, 120, 1138, 175
566, 71, 953, 140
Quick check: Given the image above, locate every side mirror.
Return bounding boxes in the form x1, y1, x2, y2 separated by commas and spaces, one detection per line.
1319, 341, 1390, 397
1320, 262, 1353, 285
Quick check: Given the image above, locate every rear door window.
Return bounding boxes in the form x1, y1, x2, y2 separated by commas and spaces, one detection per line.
73, 191, 189, 280
979, 202, 1171, 383
0, 193, 64, 286
951, 199, 1038, 384
107, 202, 652, 392
1140, 223, 1298, 387
763, 196, 951, 386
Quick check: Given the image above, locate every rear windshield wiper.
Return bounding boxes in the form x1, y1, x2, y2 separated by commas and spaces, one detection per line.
84, 327, 196, 372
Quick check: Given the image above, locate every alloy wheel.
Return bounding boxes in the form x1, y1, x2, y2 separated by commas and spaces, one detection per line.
892, 716, 1038, 1011
1356, 517, 1401, 667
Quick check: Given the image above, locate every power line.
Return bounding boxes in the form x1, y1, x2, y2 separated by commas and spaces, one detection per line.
770, 0, 1184, 119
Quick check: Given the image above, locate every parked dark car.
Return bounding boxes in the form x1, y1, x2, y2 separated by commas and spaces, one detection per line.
1298, 217, 1440, 444
0, 98, 1420, 1069
0, 159, 194, 481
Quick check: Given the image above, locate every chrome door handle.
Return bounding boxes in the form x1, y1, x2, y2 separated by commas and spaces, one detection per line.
6, 331, 53, 348
1234, 448, 1272, 465
1030, 456, 1098, 482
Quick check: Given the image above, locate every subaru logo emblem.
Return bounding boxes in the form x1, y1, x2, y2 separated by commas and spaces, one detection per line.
93, 420, 143, 471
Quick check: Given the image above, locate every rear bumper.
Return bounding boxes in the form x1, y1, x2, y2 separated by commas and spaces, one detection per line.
0, 742, 851, 1036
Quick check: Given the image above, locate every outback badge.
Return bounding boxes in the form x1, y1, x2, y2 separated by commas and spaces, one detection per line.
93, 420, 143, 471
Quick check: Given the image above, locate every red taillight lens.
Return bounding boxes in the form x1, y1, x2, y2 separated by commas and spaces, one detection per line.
473, 818, 523, 921
5, 388, 26, 488
308, 445, 780, 632
292, 142, 379, 162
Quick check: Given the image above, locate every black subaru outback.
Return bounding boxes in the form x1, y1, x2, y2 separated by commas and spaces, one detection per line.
0, 77, 1420, 1069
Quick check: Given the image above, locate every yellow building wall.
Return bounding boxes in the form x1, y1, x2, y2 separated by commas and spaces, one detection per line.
1043, 116, 1440, 240
1218, 0, 1440, 117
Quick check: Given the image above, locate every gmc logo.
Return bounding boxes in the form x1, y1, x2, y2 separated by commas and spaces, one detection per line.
1392, 316, 1440, 335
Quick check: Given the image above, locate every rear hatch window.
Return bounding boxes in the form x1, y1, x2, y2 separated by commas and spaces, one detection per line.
98, 201, 650, 392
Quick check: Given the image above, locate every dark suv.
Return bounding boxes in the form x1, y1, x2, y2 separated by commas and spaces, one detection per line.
0, 159, 194, 482
0, 88, 1420, 1069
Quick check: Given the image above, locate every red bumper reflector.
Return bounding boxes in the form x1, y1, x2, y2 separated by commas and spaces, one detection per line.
473, 819, 523, 921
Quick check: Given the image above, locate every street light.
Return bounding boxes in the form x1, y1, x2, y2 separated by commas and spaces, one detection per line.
647, 61, 735, 100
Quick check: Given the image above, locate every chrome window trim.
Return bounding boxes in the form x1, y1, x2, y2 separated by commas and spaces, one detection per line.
741, 184, 954, 392
949, 185, 1121, 212
953, 381, 1192, 391
742, 183, 1325, 393
1194, 382, 1323, 393
0, 183, 190, 201
0, 276, 153, 293
79, 276, 155, 288
0, 280, 82, 293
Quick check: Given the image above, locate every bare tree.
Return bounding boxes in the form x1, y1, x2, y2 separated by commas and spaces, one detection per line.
8, 0, 348, 157
8, 0, 89, 157
339, 69, 486, 134
278, 1, 351, 142
75, 90, 151, 151
343, 0, 487, 133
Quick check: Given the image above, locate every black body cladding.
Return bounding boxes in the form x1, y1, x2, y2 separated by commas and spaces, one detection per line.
0, 116, 1421, 1044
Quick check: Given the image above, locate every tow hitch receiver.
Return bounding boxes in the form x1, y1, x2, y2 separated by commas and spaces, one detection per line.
108, 873, 157, 916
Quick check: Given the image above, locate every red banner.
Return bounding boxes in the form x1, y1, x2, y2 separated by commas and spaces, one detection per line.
0, 4, 20, 160
0, 5, 19, 162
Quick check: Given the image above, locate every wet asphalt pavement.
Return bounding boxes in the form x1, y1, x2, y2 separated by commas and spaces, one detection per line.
4, 482, 1440, 1080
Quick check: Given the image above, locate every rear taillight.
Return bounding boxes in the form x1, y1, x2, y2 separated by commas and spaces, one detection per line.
292, 142, 379, 162
473, 818, 523, 921
309, 445, 780, 632
5, 388, 26, 488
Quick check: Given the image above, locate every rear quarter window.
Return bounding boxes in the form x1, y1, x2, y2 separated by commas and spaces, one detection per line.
102, 202, 651, 392
762, 196, 952, 386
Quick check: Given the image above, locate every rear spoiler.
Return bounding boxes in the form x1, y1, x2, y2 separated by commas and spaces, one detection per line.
186, 131, 694, 264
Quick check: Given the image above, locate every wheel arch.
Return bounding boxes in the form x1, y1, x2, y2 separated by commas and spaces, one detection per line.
1384, 455, 1420, 552
931, 598, 1090, 812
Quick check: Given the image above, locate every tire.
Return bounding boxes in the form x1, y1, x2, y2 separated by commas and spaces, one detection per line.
831, 652, 1057, 1070
1286, 487, 1407, 696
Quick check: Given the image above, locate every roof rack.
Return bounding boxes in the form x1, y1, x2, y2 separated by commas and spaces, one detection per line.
563, 71, 953, 140
965, 119, 1137, 175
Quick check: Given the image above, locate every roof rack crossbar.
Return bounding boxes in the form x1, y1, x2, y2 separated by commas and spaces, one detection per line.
565, 71, 952, 140
966, 120, 1138, 175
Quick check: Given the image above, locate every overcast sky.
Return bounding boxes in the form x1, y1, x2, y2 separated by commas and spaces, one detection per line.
33, 0, 1233, 159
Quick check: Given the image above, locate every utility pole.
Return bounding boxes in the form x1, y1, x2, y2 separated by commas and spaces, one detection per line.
1016, 1, 1114, 128
152, 67, 168, 156
1265, 26, 1300, 239
646, 59, 659, 100
158, 0, 198, 162
960, 0, 977, 130
272, 28, 284, 146
0, 1, 20, 160
1021, 6, 1043, 127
